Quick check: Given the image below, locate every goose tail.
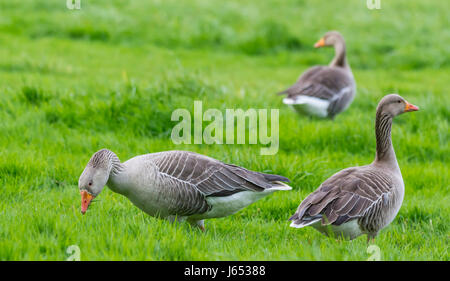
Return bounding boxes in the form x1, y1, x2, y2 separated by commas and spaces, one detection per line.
289, 212, 321, 228
268, 180, 292, 191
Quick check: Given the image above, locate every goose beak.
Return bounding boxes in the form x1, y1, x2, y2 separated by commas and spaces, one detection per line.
404, 102, 419, 112
314, 38, 325, 48
80, 190, 94, 215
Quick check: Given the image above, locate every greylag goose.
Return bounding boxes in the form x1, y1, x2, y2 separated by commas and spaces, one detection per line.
278, 31, 355, 119
78, 150, 291, 230
289, 94, 419, 241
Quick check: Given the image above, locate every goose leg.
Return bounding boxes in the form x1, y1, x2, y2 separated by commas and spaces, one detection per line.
367, 233, 376, 244
167, 215, 177, 223
196, 220, 206, 232
187, 219, 206, 232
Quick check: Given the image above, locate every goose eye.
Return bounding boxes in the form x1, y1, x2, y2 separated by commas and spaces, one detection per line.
397, 100, 401, 103
88, 181, 92, 186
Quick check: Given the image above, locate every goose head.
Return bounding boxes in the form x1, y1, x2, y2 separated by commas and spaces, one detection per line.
78, 149, 114, 214
377, 94, 419, 117
314, 31, 345, 48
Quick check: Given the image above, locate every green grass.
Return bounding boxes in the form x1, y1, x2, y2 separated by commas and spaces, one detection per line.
0, 0, 449, 260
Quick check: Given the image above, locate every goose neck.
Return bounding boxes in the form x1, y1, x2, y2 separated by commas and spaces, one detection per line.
374, 112, 398, 167
101, 150, 126, 193
330, 41, 348, 68
109, 153, 125, 177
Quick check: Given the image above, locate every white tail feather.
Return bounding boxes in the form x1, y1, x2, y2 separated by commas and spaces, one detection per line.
268, 181, 292, 191
283, 96, 330, 118
289, 218, 321, 228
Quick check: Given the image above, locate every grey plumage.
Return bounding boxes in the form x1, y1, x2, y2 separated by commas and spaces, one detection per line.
78, 150, 291, 230
152, 151, 289, 196
133, 151, 289, 216
290, 167, 396, 232
279, 31, 356, 119
289, 94, 419, 240
86, 148, 124, 175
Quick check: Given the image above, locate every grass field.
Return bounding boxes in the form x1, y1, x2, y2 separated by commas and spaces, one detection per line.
0, 0, 448, 260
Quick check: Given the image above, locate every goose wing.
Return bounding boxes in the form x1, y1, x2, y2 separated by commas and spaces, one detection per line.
279, 66, 353, 101
148, 151, 290, 216
289, 167, 393, 227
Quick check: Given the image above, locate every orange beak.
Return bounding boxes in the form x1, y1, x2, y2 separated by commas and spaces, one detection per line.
80, 190, 94, 215
314, 38, 325, 48
404, 101, 419, 112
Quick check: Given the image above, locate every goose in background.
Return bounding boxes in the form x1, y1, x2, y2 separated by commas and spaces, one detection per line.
278, 31, 356, 119
78, 149, 291, 231
289, 94, 419, 241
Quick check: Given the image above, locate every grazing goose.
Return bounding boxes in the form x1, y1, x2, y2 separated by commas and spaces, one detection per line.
78, 150, 291, 230
289, 94, 419, 241
278, 31, 356, 119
